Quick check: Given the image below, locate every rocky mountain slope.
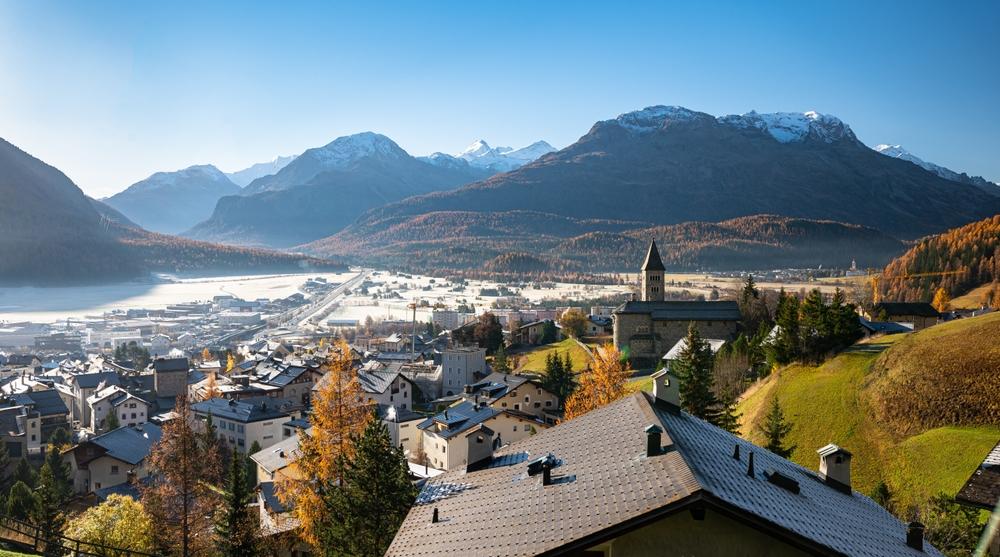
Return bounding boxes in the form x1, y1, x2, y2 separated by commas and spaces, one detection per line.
874, 144, 998, 196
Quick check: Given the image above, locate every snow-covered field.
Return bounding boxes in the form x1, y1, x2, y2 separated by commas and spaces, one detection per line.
0, 272, 358, 323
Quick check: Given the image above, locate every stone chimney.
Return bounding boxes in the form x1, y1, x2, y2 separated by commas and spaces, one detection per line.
817, 444, 852, 493
650, 369, 680, 413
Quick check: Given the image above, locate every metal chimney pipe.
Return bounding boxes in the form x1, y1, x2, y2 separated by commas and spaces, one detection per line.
747, 452, 755, 477
906, 522, 924, 551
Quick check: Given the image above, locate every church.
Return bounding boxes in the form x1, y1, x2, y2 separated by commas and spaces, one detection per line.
613, 240, 742, 367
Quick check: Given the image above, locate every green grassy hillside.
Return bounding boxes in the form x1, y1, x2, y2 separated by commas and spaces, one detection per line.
514, 338, 595, 373
738, 314, 1000, 511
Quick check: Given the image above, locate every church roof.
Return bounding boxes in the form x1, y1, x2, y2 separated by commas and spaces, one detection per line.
641, 240, 666, 271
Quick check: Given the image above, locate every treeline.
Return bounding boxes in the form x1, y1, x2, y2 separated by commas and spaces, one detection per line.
768, 289, 862, 365
881, 214, 1000, 302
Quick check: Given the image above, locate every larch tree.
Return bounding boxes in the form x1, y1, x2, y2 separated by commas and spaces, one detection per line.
226, 353, 236, 374
563, 344, 631, 421
278, 339, 370, 548
759, 396, 795, 458
931, 287, 951, 313
200, 347, 212, 363
216, 448, 257, 557
322, 414, 417, 557
141, 394, 222, 557
65, 494, 157, 555
673, 323, 719, 422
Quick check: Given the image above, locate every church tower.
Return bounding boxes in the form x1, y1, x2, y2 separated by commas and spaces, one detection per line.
641, 240, 665, 302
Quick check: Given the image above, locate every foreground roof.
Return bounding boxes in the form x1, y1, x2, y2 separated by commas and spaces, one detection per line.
89, 424, 162, 465
387, 392, 940, 557
956, 439, 1000, 510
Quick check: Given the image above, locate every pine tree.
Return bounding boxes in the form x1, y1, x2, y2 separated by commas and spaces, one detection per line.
769, 290, 801, 365
48, 427, 71, 450
321, 415, 417, 557
740, 274, 759, 305
14, 458, 36, 488
541, 352, 576, 409
42, 445, 72, 504
492, 345, 511, 374
104, 411, 120, 431
246, 440, 262, 484
714, 393, 741, 435
6, 480, 35, 520
33, 460, 67, 551
673, 323, 719, 421
799, 289, 830, 363
563, 344, 630, 420
870, 481, 895, 515
759, 397, 795, 458
216, 448, 257, 557
0, 442, 11, 491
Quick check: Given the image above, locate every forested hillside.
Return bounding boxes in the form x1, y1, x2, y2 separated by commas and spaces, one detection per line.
881, 214, 1000, 303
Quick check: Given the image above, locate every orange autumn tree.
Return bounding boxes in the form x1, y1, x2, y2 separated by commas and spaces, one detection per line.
278, 339, 371, 547
563, 343, 631, 421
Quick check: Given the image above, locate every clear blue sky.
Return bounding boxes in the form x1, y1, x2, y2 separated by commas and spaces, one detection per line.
1, 0, 997, 197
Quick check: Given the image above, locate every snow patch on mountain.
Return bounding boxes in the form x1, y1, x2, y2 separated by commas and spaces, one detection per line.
875, 144, 998, 189
455, 139, 555, 172
419, 152, 473, 170
226, 155, 297, 187
305, 132, 407, 167
613, 106, 710, 133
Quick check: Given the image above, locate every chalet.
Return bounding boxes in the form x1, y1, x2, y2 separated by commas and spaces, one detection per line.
417, 400, 547, 470
64, 423, 162, 494
867, 302, 939, 331
387, 377, 944, 557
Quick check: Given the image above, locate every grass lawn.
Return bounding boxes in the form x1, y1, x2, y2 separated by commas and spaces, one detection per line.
0, 550, 40, 557
515, 338, 594, 374
627, 375, 653, 393
737, 333, 1000, 510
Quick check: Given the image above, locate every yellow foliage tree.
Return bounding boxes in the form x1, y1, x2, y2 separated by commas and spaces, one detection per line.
65, 494, 157, 555
931, 287, 951, 313
203, 372, 220, 401
558, 309, 589, 338
200, 347, 212, 363
563, 343, 631, 421
225, 353, 236, 374
278, 339, 371, 547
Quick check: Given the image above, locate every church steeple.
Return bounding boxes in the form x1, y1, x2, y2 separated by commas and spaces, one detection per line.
641, 240, 665, 301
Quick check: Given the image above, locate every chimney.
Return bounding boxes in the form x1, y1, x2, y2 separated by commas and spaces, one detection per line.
465, 425, 495, 472
541, 464, 552, 486
431, 508, 440, 523
747, 452, 755, 477
645, 424, 663, 457
817, 444, 853, 493
464, 384, 474, 395
906, 522, 924, 551
650, 369, 680, 412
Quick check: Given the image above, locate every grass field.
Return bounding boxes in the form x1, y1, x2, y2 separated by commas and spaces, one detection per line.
515, 338, 595, 374
738, 324, 1000, 510
949, 283, 994, 309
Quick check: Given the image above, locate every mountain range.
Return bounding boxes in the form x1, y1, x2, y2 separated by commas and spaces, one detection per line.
873, 144, 998, 196
225, 155, 297, 187
0, 137, 343, 285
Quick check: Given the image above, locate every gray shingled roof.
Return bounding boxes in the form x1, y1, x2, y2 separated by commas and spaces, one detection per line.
10, 389, 68, 417
90, 424, 162, 465
358, 364, 405, 394
615, 300, 741, 321
191, 397, 292, 423
387, 392, 942, 557
956, 439, 1000, 510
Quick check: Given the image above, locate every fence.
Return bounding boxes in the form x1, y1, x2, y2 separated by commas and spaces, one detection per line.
0, 514, 158, 557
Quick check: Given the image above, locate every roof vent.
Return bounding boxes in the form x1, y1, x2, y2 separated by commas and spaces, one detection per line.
817, 444, 852, 494
431, 507, 440, 524
527, 453, 556, 476
747, 452, 755, 477
906, 522, 924, 551
732, 444, 740, 460
765, 469, 800, 494
645, 424, 663, 457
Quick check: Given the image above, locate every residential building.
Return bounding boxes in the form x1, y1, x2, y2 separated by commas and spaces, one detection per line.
68, 372, 120, 427
358, 362, 414, 410
0, 403, 41, 458
64, 423, 162, 494
462, 372, 560, 422
387, 383, 944, 557
440, 346, 487, 397
513, 320, 560, 346
87, 385, 150, 432
8, 389, 70, 443
152, 357, 189, 399
661, 337, 728, 371
417, 400, 547, 470
191, 397, 294, 453
866, 302, 940, 331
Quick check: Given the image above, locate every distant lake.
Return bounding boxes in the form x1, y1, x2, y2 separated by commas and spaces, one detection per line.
0, 272, 358, 323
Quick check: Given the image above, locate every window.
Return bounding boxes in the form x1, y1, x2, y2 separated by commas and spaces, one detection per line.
524, 396, 529, 402
228, 423, 235, 431
545, 401, 552, 407
534, 402, 541, 408
501, 402, 507, 408
111, 465, 119, 475
122, 413, 127, 420
263, 435, 273, 440
131, 413, 136, 419
514, 404, 520, 410
238, 439, 245, 447
512, 425, 518, 432
237, 425, 244, 433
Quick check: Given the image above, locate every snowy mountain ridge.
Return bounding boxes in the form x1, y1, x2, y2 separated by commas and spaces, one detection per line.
226, 155, 297, 187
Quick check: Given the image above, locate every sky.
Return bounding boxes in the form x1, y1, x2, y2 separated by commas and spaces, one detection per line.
1, 1, 998, 197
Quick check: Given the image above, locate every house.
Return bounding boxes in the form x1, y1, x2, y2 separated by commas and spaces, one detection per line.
380, 405, 425, 458
866, 302, 940, 331
8, 389, 70, 443
86, 385, 150, 432
661, 337, 728, 371
0, 403, 41, 458
64, 423, 162, 494
513, 320, 561, 346
417, 400, 547, 470
358, 362, 415, 410
461, 372, 560, 423
68, 371, 120, 426
613, 242, 741, 367
440, 346, 487, 397
387, 379, 944, 557
250, 431, 303, 485
191, 397, 294, 453
253, 361, 322, 408
152, 357, 190, 399
858, 317, 912, 338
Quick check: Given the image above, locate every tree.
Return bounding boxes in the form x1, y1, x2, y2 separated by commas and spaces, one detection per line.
48, 427, 71, 451
931, 287, 951, 313
921, 492, 984, 557
246, 440, 262, 483
278, 340, 369, 547
216, 448, 257, 557
14, 457, 36, 488
472, 313, 504, 354
321, 415, 417, 557
226, 353, 236, 374
200, 348, 212, 363
33, 459, 67, 551
141, 394, 222, 557
6, 480, 35, 520
43, 444, 72, 504
799, 289, 831, 362
870, 481, 895, 516
558, 309, 588, 339
759, 397, 794, 458
65, 494, 157, 556
563, 344, 630, 420
104, 411, 120, 432
541, 352, 576, 409
673, 323, 719, 421
539, 320, 558, 344
769, 290, 801, 365
203, 372, 221, 401
740, 274, 759, 305
492, 345, 512, 374
0, 442, 10, 491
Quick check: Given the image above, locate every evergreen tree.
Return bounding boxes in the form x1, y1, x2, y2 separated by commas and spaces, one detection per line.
14, 458, 36, 488
104, 411, 120, 431
216, 448, 257, 557
714, 393, 741, 435
673, 323, 719, 421
0, 442, 11, 491
539, 320, 558, 344
472, 313, 504, 354
541, 352, 576, 409
246, 440, 262, 484
799, 289, 831, 362
33, 460, 67, 551
759, 397, 795, 458
321, 415, 417, 557
48, 427, 71, 450
769, 290, 801, 365
492, 345, 511, 374
740, 274, 759, 305
870, 481, 895, 516
6, 480, 35, 520
43, 445, 72, 504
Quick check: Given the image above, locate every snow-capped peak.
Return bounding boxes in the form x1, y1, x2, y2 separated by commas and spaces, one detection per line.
613, 105, 710, 133
225, 155, 296, 187
455, 138, 555, 172
459, 139, 499, 159
718, 110, 855, 143
307, 132, 406, 167
874, 144, 999, 188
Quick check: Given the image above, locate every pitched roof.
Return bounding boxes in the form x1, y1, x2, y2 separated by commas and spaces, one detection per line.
72, 372, 120, 389
358, 363, 406, 394
417, 400, 501, 440
874, 302, 940, 318
662, 337, 728, 360
250, 431, 303, 474
956, 439, 1000, 510
89, 424, 162, 465
641, 240, 666, 271
615, 300, 742, 321
191, 397, 293, 423
152, 357, 189, 372
388, 392, 942, 557
9, 389, 68, 417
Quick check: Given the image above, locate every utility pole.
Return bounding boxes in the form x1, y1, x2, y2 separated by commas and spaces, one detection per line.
410, 300, 418, 360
